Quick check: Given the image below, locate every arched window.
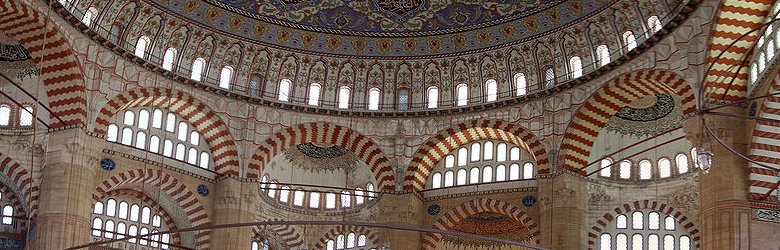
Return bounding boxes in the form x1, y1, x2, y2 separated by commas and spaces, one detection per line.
509, 147, 520, 161
485, 79, 498, 102
219, 66, 234, 89
341, 191, 352, 207
177, 122, 188, 141
427, 86, 439, 108
598, 210, 691, 250
249, 75, 262, 96
515, 73, 527, 96
366, 184, 375, 199
432, 172, 442, 188
309, 192, 320, 208
676, 154, 689, 174
108, 24, 122, 43
444, 171, 454, 187
82, 7, 98, 26
355, 188, 364, 205
162, 48, 177, 71
496, 164, 506, 181
445, 155, 455, 168
187, 148, 198, 164
0, 105, 9, 126
600, 158, 612, 177
278, 79, 292, 102
368, 88, 381, 110
347, 233, 356, 248
482, 166, 493, 182
496, 143, 507, 161
121, 127, 133, 145
134, 36, 150, 58
471, 143, 481, 162
469, 167, 479, 184
457, 148, 468, 166
639, 160, 652, 180
19, 105, 33, 127
509, 163, 520, 180
632, 211, 644, 229
620, 161, 632, 179
623, 31, 637, 51
337, 234, 345, 249
152, 109, 163, 129
107, 124, 119, 142
308, 83, 322, 106
135, 131, 146, 149
569, 56, 582, 79
190, 58, 206, 81
596, 45, 610, 66
483, 141, 494, 160
658, 158, 671, 178
338, 86, 350, 109
759, 52, 767, 72
648, 16, 662, 32
456, 84, 468, 106
325, 193, 336, 209
199, 152, 210, 169
124, 110, 135, 125
137, 109, 149, 129
293, 190, 305, 206
397, 88, 409, 110
94, 202, 104, 214
544, 68, 555, 88
456, 169, 467, 185
267, 182, 277, 198
92, 218, 102, 236
523, 162, 534, 179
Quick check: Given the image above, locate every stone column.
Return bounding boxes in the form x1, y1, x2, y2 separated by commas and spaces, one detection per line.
683, 107, 751, 249
210, 177, 257, 249
537, 172, 588, 249
28, 128, 99, 249
376, 192, 423, 249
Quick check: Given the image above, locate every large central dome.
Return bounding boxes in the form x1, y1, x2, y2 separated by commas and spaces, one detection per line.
152, 0, 612, 57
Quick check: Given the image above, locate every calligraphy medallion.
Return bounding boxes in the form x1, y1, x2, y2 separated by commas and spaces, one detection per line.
375, 0, 424, 16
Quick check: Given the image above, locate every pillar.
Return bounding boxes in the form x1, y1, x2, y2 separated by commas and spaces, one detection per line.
376, 192, 423, 249
28, 128, 99, 249
537, 172, 588, 249
210, 177, 257, 249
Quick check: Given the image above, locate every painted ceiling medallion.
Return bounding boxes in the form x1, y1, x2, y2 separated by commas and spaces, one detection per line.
614, 93, 675, 122
605, 93, 683, 137
296, 142, 348, 158
0, 44, 32, 62
375, 0, 424, 17
283, 142, 358, 172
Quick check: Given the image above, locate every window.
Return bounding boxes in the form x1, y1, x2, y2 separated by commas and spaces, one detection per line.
599, 210, 691, 250
191, 58, 206, 81
325, 193, 336, 209
445, 155, 455, 168
368, 88, 380, 110
92, 198, 171, 248
355, 188, 364, 205
544, 68, 555, 88
124, 110, 135, 125
152, 109, 163, 129
309, 192, 320, 208
134, 36, 150, 58
82, 7, 97, 26
620, 161, 631, 179
496, 165, 506, 181
497, 143, 507, 161
278, 79, 291, 102
632, 234, 643, 250
177, 122, 188, 141
659, 158, 671, 178
456, 84, 468, 106
444, 171, 454, 187
485, 79, 498, 102
523, 163, 534, 179
19, 105, 33, 126
293, 190, 304, 206
1, 206, 12, 225
308, 83, 322, 106
267, 182, 277, 198
162, 48, 176, 71
600, 234, 611, 250
107, 124, 118, 142
135, 131, 146, 149
483, 141, 493, 160
649, 212, 660, 230
249, 75, 262, 96
623, 31, 637, 51
427, 86, 439, 108
432, 173, 442, 188
648, 16, 662, 32
0, 105, 9, 126
569, 57, 582, 78
471, 143, 481, 162
108, 24, 121, 43
456, 169, 467, 185
600, 158, 612, 177
469, 167, 479, 184
397, 88, 409, 110
515, 73, 527, 96
219, 66, 234, 89
639, 160, 652, 180
121, 127, 133, 145
458, 148, 468, 166
341, 191, 352, 207
596, 45, 610, 66
509, 164, 520, 180
509, 147, 520, 161
632, 211, 644, 229
482, 166, 493, 182
676, 154, 689, 174
137, 109, 149, 129
338, 86, 350, 109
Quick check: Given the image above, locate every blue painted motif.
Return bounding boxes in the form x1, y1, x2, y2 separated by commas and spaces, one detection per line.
99, 158, 116, 171
197, 185, 209, 197
522, 195, 537, 207
427, 204, 440, 215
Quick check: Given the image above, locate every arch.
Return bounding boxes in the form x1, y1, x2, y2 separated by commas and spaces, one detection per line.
560, 70, 696, 174
0, 0, 87, 127
705, 0, 774, 101
313, 225, 379, 249
586, 200, 701, 250
252, 224, 305, 249
93, 169, 211, 247
421, 198, 540, 249
93, 88, 239, 176
749, 73, 780, 201
0, 182, 29, 230
0, 153, 35, 218
247, 122, 396, 190
99, 189, 183, 247
404, 120, 550, 191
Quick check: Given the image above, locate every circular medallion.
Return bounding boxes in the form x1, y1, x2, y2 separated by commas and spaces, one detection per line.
522, 195, 537, 207
197, 185, 209, 197
427, 204, 441, 215
99, 158, 116, 171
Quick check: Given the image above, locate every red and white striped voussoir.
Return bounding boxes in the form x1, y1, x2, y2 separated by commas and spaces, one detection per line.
749, 79, 780, 201
0, 184, 28, 230
0, 153, 36, 219
0, 0, 87, 127
101, 189, 183, 247
93, 169, 211, 247
403, 119, 549, 191
313, 225, 379, 249
586, 200, 701, 250
94, 88, 239, 176
560, 70, 696, 175
254, 224, 305, 249
704, 0, 774, 102
247, 122, 396, 190
421, 198, 539, 249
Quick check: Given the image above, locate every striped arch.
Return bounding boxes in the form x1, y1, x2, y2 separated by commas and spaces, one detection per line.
98, 189, 183, 247
749, 73, 780, 201
586, 200, 701, 250
313, 225, 379, 249
560, 70, 696, 174
704, 0, 774, 101
0, 0, 87, 127
252, 224, 305, 249
93, 169, 211, 247
403, 119, 549, 191
421, 198, 539, 249
247, 122, 396, 190
0, 153, 36, 218
93, 88, 239, 176
0, 183, 29, 231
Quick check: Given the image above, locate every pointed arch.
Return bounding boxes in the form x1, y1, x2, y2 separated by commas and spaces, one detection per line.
93, 88, 239, 176
0, 0, 87, 127
253, 224, 305, 249
421, 198, 540, 249
0, 153, 35, 218
99, 189, 183, 247
560, 70, 696, 174
749, 72, 780, 201
93, 169, 211, 247
403, 120, 550, 191
313, 225, 379, 249
247, 122, 396, 190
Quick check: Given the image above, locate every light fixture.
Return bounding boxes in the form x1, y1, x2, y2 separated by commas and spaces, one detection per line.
697, 147, 713, 173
